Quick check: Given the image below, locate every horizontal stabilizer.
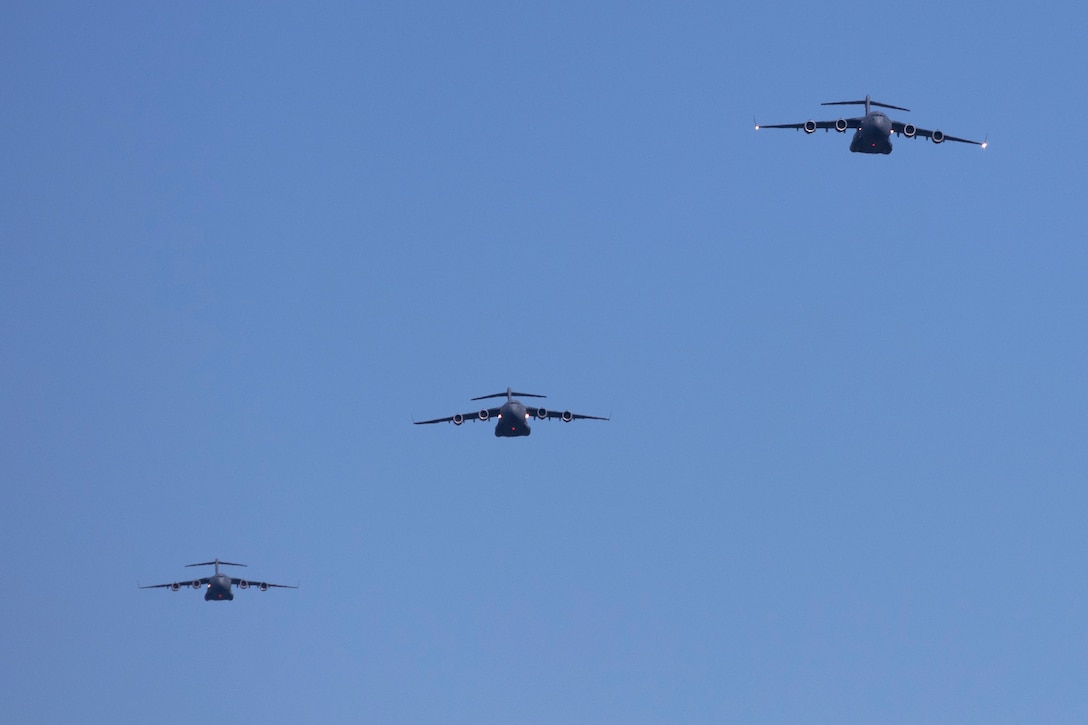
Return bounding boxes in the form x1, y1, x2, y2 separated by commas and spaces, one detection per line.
187, 560, 247, 568
471, 390, 546, 401
822, 98, 910, 112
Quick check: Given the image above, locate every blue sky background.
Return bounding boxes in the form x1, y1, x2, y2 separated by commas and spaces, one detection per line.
3, 2, 1086, 723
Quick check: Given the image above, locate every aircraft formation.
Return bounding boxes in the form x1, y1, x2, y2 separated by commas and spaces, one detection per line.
142, 93, 985, 603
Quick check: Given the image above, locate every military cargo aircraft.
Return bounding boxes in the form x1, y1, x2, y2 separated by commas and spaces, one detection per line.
140, 558, 297, 601
414, 387, 609, 437
756, 95, 986, 154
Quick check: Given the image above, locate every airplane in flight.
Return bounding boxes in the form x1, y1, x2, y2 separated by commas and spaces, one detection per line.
414, 387, 609, 437
755, 95, 986, 154
139, 558, 298, 601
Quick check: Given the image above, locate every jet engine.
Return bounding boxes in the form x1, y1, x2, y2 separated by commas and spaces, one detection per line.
452, 413, 464, 425
561, 411, 574, 422
931, 129, 945, 144
170, 582, 180, 592
478, 409, 490, 421
803, 120, 817, 134
259, 582, 269, 592
239, 580, 249, 589
536, 408, 548, 420
903, 123, 917, 138
834, 118, 848, 132
191, 580, 202, 589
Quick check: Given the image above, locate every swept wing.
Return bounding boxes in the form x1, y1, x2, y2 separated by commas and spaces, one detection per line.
756, 118, 862, 131
140, 578, 208, 590
890, 120, 986, 147
414, 407, 502, 425
230, 578, 298, 590
525, 406, 610, 422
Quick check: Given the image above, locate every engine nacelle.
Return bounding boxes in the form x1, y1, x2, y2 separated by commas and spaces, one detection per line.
902, 123, 917, 138
931, 129, 945, 144
170, 582, 180, 592
803, 120, 817, 134
834, 118, 848, 132
561, 411, 574, 422
536, 408, 548, 420
191, 580, 202, 589
239, 580, 249, 589
259, 582, 269, 592
478, 409, 490, 421
452, 413, 464, 425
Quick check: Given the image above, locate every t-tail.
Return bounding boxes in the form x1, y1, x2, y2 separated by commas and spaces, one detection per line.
186, 558, 247, 575
822, 94, 910, 115
471, 387, 547, 402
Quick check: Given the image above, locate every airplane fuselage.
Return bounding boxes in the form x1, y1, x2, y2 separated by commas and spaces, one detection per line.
495, 400, 531, 437
205, 573, 234, 601
850, 111, 894, 154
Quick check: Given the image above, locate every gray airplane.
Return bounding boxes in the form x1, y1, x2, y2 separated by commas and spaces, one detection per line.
414, 387, 609, 437
755, 95, 986, 154
140, 558, 297, 601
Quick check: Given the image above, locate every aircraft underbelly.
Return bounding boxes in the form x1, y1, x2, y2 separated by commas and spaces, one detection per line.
850, 130, 891, 154
495, 421, 530, 437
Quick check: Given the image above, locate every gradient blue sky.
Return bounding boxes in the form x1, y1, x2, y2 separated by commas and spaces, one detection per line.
3, 3, 1086, 723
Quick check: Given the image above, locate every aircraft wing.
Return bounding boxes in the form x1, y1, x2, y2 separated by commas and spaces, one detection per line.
139, 578, 208, 590
414, 407, 502, 425
230, 578, 298, 589
891, 121, 986, 147
525, 406, 610, 422
756, 118, 862, 131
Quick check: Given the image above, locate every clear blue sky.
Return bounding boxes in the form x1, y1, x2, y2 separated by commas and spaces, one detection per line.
3, 2, 1086, 723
